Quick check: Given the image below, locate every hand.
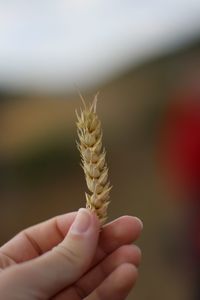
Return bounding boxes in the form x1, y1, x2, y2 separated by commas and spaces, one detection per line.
0, 209, 142, 299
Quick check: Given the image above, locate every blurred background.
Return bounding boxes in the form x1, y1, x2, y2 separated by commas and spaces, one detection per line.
1, 1, 200, 299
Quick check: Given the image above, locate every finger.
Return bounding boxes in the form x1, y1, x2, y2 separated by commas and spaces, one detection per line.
0, 214, 142, 265
77, 244, 141, 296
94, 215, 142, 264
53, 244, 141, 300
0, 212, 77, 263
0, 209, 100, 298
85, 263, 138, 300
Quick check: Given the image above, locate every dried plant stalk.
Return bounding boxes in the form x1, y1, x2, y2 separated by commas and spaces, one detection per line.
76, 94, 111, 225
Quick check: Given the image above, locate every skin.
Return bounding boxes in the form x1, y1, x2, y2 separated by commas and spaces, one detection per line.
0, 209, 143, 300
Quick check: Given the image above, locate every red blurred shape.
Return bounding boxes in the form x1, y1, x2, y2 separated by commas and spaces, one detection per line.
160, 89, 200, 197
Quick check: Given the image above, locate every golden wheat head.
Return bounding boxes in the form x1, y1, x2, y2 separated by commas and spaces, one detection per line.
76, 94, 111, 225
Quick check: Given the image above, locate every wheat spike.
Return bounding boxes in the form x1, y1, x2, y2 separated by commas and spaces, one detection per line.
76, 94, 111, 225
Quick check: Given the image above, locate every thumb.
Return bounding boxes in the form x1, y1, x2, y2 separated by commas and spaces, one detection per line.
1, 209, 100, 299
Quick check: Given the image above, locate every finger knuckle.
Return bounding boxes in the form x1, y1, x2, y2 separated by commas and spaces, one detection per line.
54, 244, 83, 267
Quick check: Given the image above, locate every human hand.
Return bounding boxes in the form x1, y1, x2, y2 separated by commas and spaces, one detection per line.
0, 209, 142, 299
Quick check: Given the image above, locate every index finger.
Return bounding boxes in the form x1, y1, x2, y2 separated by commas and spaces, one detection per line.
0, 212, 77, 263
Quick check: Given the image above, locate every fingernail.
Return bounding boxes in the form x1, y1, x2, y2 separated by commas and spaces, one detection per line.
71, 208, 92, 234
134, 217, 143, 230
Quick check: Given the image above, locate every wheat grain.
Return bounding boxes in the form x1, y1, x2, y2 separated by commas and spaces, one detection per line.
76, 93, 111, 225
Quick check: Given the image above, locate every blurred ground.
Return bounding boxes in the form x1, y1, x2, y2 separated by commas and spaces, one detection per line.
1, 40, 200, 299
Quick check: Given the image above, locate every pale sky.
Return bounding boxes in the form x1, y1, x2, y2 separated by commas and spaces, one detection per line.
0, 0, 200, 92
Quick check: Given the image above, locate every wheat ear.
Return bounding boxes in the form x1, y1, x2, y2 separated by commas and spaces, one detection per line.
76, 94, 111, 225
